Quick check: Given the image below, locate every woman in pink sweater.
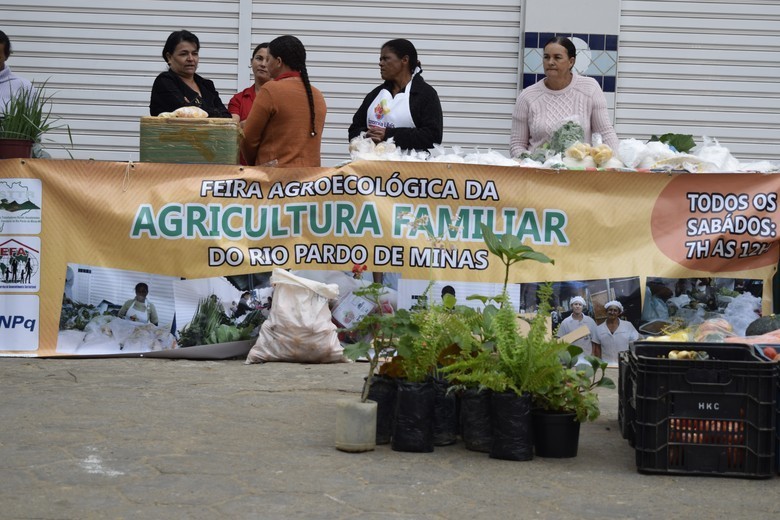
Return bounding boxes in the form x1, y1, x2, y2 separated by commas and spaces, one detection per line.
509, 36, 618, 157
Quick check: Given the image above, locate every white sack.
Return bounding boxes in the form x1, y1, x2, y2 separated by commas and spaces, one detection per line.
246, 268, 345, 364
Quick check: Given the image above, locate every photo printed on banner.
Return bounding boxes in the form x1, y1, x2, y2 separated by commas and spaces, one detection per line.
0, 237, 40, 292
0, 179, 42, 235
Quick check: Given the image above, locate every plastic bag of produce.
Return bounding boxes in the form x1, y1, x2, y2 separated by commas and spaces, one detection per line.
246, 268, 345, 363
639, 141, 678, 169
692, 136, 740, 172
723, 292, 762, 337
618, 138, 648, 169
547, 118, 585, 155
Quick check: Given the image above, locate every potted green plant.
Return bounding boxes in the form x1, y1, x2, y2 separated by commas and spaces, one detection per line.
446, 296, 499, 452
442, 224, 557, 460
0, 80, 71, 159
336, 282, 419, 452
531, 343, 615, 458
391, 286, 477, 451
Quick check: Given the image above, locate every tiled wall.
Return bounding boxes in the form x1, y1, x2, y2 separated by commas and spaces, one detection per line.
522, 31, 618, 92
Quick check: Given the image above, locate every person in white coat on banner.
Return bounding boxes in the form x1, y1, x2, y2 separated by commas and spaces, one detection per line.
595, 300, 640, 364
556, 295, 600, 357
118, 282, 159, 326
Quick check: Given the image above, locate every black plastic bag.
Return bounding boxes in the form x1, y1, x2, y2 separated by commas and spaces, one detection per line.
460, 387, 492, 452
392, 379, 435, 453
432, 378, 458, 446
489, 391, 533, 461
366, 374, 397, 445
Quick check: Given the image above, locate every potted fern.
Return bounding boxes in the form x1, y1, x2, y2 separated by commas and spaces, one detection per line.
0, 80, 71, 159
442, 224, 556, 460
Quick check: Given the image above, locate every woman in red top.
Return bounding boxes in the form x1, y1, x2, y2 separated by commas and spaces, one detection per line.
240, 35, 326, 168
228, 43, 270, 125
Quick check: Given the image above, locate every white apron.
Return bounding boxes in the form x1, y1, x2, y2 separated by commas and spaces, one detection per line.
125, 300, 150, 324
366, 73, 417, 130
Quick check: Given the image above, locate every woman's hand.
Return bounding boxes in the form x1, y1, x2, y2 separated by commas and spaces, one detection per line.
366, 125, 386, 143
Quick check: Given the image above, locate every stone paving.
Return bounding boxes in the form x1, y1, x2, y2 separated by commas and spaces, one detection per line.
0, 358, 778, 519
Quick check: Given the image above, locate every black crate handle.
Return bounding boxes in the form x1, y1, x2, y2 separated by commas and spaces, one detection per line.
685, 368, 732, 385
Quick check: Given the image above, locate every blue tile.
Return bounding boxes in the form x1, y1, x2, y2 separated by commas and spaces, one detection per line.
589, 34, 605, 50
540, 32, 556, 47
606, 34, 618, 51
536, 73, 545, 83
588, 75, 604, 88
555, 32, 573, 38
523, 73, 536, 89
592, 51, 617, 75
524, 32, 538, 49
603, 75, 616, 93
524, 48, 543, 73
574, 33, 589, 44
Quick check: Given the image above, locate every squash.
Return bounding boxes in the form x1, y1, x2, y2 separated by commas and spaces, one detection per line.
745, 315, 780, 337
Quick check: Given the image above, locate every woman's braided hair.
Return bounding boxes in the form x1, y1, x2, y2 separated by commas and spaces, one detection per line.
268, 35, 318, 137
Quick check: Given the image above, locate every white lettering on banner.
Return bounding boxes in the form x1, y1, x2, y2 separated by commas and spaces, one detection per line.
409, 247, 490, 270
248, 246, 289, 266
294, 244, 368, 265
265, 173, 460, 200
683, 191, 777, 261
200, 179, 263, 198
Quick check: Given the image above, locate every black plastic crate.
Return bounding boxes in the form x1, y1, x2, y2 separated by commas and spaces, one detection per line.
631, 341, 776, 478
618, 350, 636, 446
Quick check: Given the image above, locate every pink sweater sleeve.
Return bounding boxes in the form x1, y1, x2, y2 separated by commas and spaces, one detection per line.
509, 94, 531, 157
588, 84, 619, 151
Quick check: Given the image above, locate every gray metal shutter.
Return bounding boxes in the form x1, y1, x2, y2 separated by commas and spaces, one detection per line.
616, 0, 780, 161
2, 0, 241, 161
4, 0, 522, 165
250, 1, 524, 165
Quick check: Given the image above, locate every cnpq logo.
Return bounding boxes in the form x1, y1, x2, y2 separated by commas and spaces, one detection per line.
0, 237, 40, 290
0, 294, 39, 351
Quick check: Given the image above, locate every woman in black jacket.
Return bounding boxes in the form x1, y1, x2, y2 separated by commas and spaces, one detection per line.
149, 30, 231, 118
348, 39, 443, 152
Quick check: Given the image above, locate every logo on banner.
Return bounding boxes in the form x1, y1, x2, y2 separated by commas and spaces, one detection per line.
0, 295, 39, 351
0, 237, 41, 292
0, 179, 42, 235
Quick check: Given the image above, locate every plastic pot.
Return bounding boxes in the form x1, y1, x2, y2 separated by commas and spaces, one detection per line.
460, 387, 492, 452
489, 391, 533, 461
391, 379, 435, 453
0, 138, 34, 159
335, 398, 377, 453
531, 409, 581, 458
366, 374, 396, 445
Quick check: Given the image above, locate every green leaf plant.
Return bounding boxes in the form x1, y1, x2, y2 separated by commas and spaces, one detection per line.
393, 283, 479, 383
340, 283, 420, 402
441, 225, 559, 396
0, 79, 73, 156
533, 343, 616, 422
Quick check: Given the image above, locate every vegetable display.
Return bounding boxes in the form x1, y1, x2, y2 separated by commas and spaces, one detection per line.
178, 296, 266, 348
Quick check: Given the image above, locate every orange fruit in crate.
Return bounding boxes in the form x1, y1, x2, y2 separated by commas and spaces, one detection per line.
762, 346, 777, 359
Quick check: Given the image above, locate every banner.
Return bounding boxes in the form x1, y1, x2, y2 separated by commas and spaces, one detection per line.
1, 159, 777, 356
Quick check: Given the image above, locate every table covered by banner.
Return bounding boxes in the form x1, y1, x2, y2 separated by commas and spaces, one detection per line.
0, 158, 777, 356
